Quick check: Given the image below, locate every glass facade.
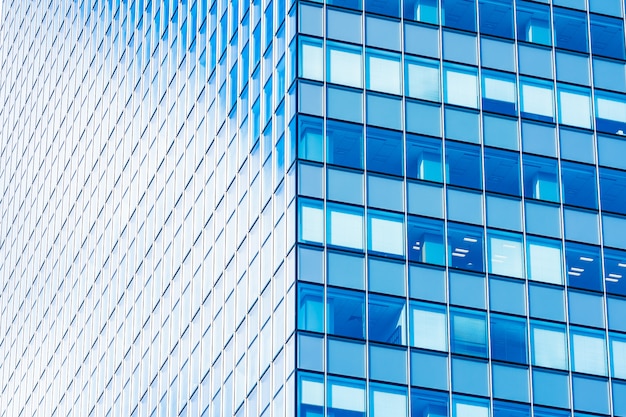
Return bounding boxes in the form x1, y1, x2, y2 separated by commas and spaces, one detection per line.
2, 0, 626, 416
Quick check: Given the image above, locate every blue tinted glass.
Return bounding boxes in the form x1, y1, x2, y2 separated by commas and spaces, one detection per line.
368, 294, 407, 345
328, 0, 362, 10
448, 222, 484, 273
370, 344, 408, 384
590, 14, 625, 59
561, 162, 597, 209
369, 257, 406, 296
406, 100, 442, 137
479, 0, 513, 38
445, 108, 480, 143
443, 31, 478, 65
565, 243, 603, 292
327, 120, 363, 169
365, 0, 399, 16
532, 369, 571, 409
452, 357, 489, 396
298, 284, 324, 332
367, 93, 403, 130
406, 135, 443, 182
525, 201, 561, 238
613, 381, 626, 416
446, 142, 482, 189
451, 308, 488, 357
489, 277, 527, 316
442, 0, 477, 31
604, 249, 626, 296
516, 1, 551, 45
367, 127, 404, 176
447, 188, 483, 225
449, 271, 486, 309
529, 283, 565, 322
409, 265, 447, 302
521, 121, 557, 157
328, 338, 366, 378
327, 250, 365, 290
327, 288, 365, 339
411, 388, 449, 417
299, 373, 324, 416
408, 216, 446, 266
411, 351, 449, 390
486, 195, 522, 231
298, 115, 323, 162
483, 115, 519, 150
327, 86, 363, 123
484, 148, 521, 196
534, 406, 571, 417
328, 377, 366, 416
404, 0, 439, 24
572, 375, 609, 415
568, 290, 605, 328
553, 8, 588, 53
600, 167, 626, 215
523, 155, 560, 203
299, 333, 324, 371
492, 365, 530, 403
491, 315, 528, 364
494, 401, 530, 417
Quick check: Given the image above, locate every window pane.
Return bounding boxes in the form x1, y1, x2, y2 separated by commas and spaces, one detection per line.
328, 43, 363, 88
451, 309, 488, 357
482, 71, 517, 115
479, 0, 514, 39
611, 335, 626, 380
516, 1, 551, 45
491, 315, 528, 364
367, 128, 404, 176
406, 135, 443, 182
444, 66, 478, 108
410, 303, 447, 351
488, 231, 524, 278
328, 377, 366, 415
571, 330, 607, 376
442, 0, 477, 32
527, 237, 563, 285
520, 80, 554, 121
299, 199, 324, 244
300, 38, 323, 81
532, 323, 568, 370
369, 294, 407, 345
448, 222, 484, 273
367, 52, 402, 95
327, 203, 364, 250
326, 120, 363, 169
558, 87, 592, 129
406, 57, 440, 102
298, 284, 324, 332
328, 288, 365, 339
371, 385, 408, 417
369, 211, 405, 257
408, 216, 445, 265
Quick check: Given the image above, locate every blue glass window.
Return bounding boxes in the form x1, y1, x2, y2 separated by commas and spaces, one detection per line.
494, 401, 530, 417
523, 155, 559, 203
327, 42, 363, 88
298, 115, 323, 162
571, 328, 607, 376
404, 0, 439, 24
553, 7, 588, 53
406, 135, 443, 182
453, 395, 490, 417
369, 294, 407, 345
368, 210, 405, 257
600, 167, 626, 215
298, 373, 324, 416
448, 222, 484, 273
516, 1, 551, 46
326, 120, 363, 169
442, 0, 477, 32
405, 57, 440, 102
370, 344, 408, 384
565, 242, 602, 292
369, 258, 406, 297
328, 0, 362, 11
411, 389, 449, 417
365, 0, 400, 17
367, 50, 402, 95
408, 216, 445, 266
484, 148, 521, 196
561, 161, 597, 209
328, 250, 365, 290
595, 91, 626, 135
328, 338, 366, 378
444, 65, 479, 108
491, 315, 528, 364
557, 86, 592, 129
610, 333, 626, 380
488, 231, 524, 278
489, 277, 527, 316
531, 321, 568, 370
527, 236, 563, 285
367, 128, 404, 176
451, 308, 488, 358
590, 14, 625, 60
520, 78, 554, 122
446, 142, 482, 190
327, 203, 364, 250
410, 302, 448, 351
482, 71, 517, 115
299, 199, 324, 244
328, 377, 366, 416
604, 248, 626, 296
298, 284, 324, 332
452, 357, 489, 396
327, 288, 365, 339
478, 0, 514, 39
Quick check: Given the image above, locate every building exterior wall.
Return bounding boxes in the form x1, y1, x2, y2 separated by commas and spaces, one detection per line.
3, 0, 626, 417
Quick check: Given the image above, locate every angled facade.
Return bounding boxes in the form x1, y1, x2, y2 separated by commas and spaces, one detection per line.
3, 0, 626, 417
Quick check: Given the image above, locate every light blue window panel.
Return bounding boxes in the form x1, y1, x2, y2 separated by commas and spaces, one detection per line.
453, 396, 490, 417
299, 81, 324, 116
405, 56, 440, 102
327, 168, 363, 205
327, 250, 365, 290
368, 174, 404, 213
530, 283, 565, 322
518, 44, 553, 79
604, 249, 626, 297
299, 199, 324, 244
299, 373, 324, 415
521, 121, 557, 157
408, 216, 446, 266
299, 246, 325, 283
452, 358, 489, 396
369, 258, 406, 297
590, 0, 622, 16
520, 78, 555, 122
492, 364, 529, 403
570, 328, 607, 376
299, 3, 323, 37
516, 1, 551, 45
482, 70, 517, 116
409, 265, 447, 303
444, 108, 480, 143
404, 0, 439, 24
407, 134, 443, 182
488, 230, 524, 278
370, 383, 408, 417
527, 236, 563, 285
299, 333, 324, 371
444, 64, 479, 108
610, 333, 626, 380
366, 50, 402, 95
298, 284, 324, 332
614, 381, 626, 416
483, 114, 519, 150
328, 338, 365, 378
327, 86, 363, 123
411, 351, 449, 390
407, 181, 444, 218
327, 42, 363, 88
327, 203, 364, 250
556, 52, 589, 86
573, 375, 610, 414
594, 91, 626, 135
299, 163, 323, 198
486, 195, 522, 232
593, 58, 626, 93
327, 288, 365, 339
368, 210, 405, 257
532, 369, 571, 409
559, 128, 595, 164
602, 214, 626, 250
405, 22, 440, 58
410, 302, 448, 351
568, 291, 605, 329
406, 100, 442, 137
531, 322, 568, 370
443, 30, 477, 65
481, 38, 515, 72
449, 271, 486, 309
447, 188, 483, 225
328, 377, 366, 417
525, 201, 561, 238
412, 388, 449, 417
367, 93, 403, 130
598, 134, 626, 169
558, 86, 592, 129
327, 8, 362, 44
448, 222, 485, 273
563, 208, 599, 244
451, 308, 488, 357
523, 155, 559, 202
299, 38, 324, 81
366, 16, 401, 51
489, 277, 526, 316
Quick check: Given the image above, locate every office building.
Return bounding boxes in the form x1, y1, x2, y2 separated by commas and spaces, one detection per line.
2, 0, 626, 416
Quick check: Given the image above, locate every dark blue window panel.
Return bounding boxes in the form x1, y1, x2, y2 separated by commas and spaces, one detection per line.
448, 222, 484, 273
478, 0, 514, 39
451, 308, 488, 357
523, 155, 560, 203
406, 134, 443, 182
533, 406, 570, 417
590, 14, 625, 59
365, 0, 400, 17
367, 127, 404, 176
404, 0, 439, 24
600, 167, 626, 215
484, 148, 521, 196
298, 115, 323, 162
553, 7, 588, 53
442, 0, 477, 32
565, 242, 603, 292
604, 248, 626, 296
516, 1, 551, 46
328, 0, 362, 11
494, 401, 530, 417
408, 216, 446, 266
491, 315, 528, 364
411, 388, 449, 417
445, 141, 482, 190
327, 288, 366, 339
368, 294, 406, 345
327, 120, 364, 169
561, 161, 597, 209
